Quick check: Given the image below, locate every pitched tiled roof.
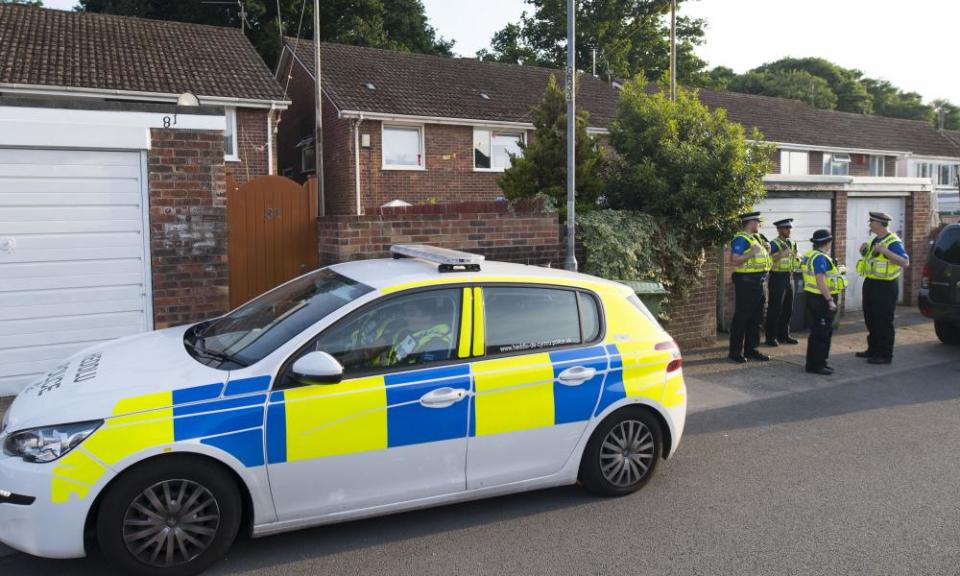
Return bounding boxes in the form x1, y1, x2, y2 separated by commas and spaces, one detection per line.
941, 129, 960, 149
284, 39, 960, 158
696, 88, 960, 158
0, 4, 285, 102
284, 39, 618, 127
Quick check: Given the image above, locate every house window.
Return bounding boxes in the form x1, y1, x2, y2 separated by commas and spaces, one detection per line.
474, 129, 524, 171
382, 125, 424, 169
779, 150, 809, 175
916, 162, 934, 179
869, 155, 885, 177
301, 143, 316, 174
939, 164, 958, 187
822, 153, 850, 176
224, 107, 239, 161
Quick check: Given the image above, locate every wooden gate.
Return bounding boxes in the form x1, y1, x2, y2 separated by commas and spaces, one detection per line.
227, 175, 319, 308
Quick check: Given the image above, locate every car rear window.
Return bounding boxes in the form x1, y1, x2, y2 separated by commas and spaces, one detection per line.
483, 287, 598, 355
934, 225, 960, 265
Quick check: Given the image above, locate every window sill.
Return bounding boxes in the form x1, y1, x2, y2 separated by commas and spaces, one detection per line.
225, 155, 240, 163
382, 165, 426, 171
474, 167, 508, 173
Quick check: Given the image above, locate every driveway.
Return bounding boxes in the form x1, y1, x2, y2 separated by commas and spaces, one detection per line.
3, 308, 959, 575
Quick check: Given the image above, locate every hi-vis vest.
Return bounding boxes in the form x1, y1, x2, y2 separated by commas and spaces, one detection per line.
803, 250, 847, 295
733, 232, 772, 274
770, 237, 801, 273
857, 233, 904, 281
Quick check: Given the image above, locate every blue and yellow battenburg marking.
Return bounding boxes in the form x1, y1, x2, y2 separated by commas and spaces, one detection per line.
51, 341, 677, 502
51, 377, 271, 503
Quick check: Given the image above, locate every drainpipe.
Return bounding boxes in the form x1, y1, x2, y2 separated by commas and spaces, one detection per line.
267, 104, 275, 175
354, 115, 364, 215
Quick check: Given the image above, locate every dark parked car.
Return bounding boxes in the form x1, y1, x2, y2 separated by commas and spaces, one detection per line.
920, 224, 960, 344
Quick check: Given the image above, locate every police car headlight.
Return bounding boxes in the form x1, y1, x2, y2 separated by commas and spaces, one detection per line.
2, 420, 102, 463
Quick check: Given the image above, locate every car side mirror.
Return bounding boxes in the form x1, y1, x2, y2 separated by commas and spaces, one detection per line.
290, 351, 344, 385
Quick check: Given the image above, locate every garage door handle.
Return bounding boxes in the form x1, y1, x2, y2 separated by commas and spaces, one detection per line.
420, 387, 467, 408
557, 366, 596, 386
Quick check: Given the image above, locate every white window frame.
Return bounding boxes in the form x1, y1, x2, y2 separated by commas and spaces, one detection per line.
869, 155, 885, 177
779, 150, 809, 176
224, 107, 239, 162
381, 123, 426, 171
473, 128, 526, 172
823, 152, 851, 176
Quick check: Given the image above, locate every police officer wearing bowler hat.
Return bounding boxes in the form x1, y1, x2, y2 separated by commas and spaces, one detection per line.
856, 211, 910, 364
729, 212, 772, 363
766, 218, 801, 347
803, 229, 847, 375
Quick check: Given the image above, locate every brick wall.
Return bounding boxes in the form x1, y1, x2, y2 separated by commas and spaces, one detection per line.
849, 154, 870, 176
317, 200, 561, 265
884, 156, 897, 177
321, 101, 357, 216
809, 151, 824, 175
346, 120, 522, 214
225, 107, 276, 186
148, 128, 230, 328
833, 190, 848, 267
770, 148, 782, 174
662, 249, 719, 350
903, 189, 934, 304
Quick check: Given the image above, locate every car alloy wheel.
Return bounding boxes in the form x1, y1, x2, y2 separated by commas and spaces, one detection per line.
599, 419, 656, 488
122, 479, 221, 568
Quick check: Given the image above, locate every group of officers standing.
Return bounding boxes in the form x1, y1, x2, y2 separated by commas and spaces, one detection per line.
728, 211, 910, 375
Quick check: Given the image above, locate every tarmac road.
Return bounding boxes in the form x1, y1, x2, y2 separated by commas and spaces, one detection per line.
2, 310, 959, 575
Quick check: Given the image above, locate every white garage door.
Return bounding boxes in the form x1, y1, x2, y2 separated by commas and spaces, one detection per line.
755, 197, 833, 256
845, 197, 905, 312
0, 149, 151, 395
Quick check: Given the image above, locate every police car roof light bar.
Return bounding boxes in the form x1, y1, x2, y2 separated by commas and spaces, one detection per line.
390, 244, 484, 273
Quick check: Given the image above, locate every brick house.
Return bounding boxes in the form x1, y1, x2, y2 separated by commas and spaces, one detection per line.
0, 5, 289, 394
277, 40, 960, 347
275, 39, 617, 214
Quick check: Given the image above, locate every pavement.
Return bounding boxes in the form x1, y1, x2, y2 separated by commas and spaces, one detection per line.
2, 308, 960, 575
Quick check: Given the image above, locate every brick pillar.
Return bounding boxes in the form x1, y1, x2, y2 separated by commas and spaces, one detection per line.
903, 190, 933, 305
148, 128, 229, 328
832, 191, 848, 266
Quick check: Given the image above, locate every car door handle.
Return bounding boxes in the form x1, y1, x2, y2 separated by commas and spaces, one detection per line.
419, 387, 468, 408
557, 366, 597, 386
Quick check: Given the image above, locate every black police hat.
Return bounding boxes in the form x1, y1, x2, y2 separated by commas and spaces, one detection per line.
869, 211, 892, 224
773, 218, 794, 229
810, 229, 833, 244
740, 211, 761, 223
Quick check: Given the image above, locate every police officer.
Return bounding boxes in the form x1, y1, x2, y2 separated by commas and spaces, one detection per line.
729, 212, 772, 363
803, 229, 847, 375
856, 211, 910, 365
765, 218, 801, 347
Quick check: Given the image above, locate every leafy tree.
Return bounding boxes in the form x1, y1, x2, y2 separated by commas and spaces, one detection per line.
696, 66, 737, 90
933, 99, 960, 131
861, 78, 934, 123
77, 0, 453, 68
498, 74, 607, 214
2, 0, 44, 5
478, 0, 707, 85
755, 57, 872, 114
606, 77, 772, 248
729, 70, 838, 110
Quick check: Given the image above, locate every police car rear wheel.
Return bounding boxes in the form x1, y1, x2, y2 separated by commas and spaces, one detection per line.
97, 456, 242, 576
579, 408, 662, 496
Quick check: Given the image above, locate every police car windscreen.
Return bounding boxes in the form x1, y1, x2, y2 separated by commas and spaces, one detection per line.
195, 269, 374, 365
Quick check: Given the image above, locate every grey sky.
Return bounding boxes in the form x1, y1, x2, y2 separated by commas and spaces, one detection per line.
39, 0, 959, 103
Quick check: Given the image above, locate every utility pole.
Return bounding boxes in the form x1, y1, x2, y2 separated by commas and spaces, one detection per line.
670, 0, 677, 101
314, 0, 326, 215
564, 0, 577, 271
592, 47, 597, 77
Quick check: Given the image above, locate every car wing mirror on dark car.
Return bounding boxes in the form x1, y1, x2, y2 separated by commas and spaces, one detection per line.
290, 351, 344, 385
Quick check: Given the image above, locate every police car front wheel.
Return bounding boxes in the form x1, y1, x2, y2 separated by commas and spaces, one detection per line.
579, 407, 663, 496
96, 455, 243, 576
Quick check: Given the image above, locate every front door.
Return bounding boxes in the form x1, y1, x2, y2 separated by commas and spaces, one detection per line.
265, 288, 470, 521
466, 286, 607, 490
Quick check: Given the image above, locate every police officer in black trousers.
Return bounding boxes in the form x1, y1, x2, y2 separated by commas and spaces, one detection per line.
856, 211, 910, 364
765, 218, 800, 347
728, 212, 772, 363
803, 229, 846, 375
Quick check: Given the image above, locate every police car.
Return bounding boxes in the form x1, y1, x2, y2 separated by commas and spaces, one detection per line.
0, 245, 686, 575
